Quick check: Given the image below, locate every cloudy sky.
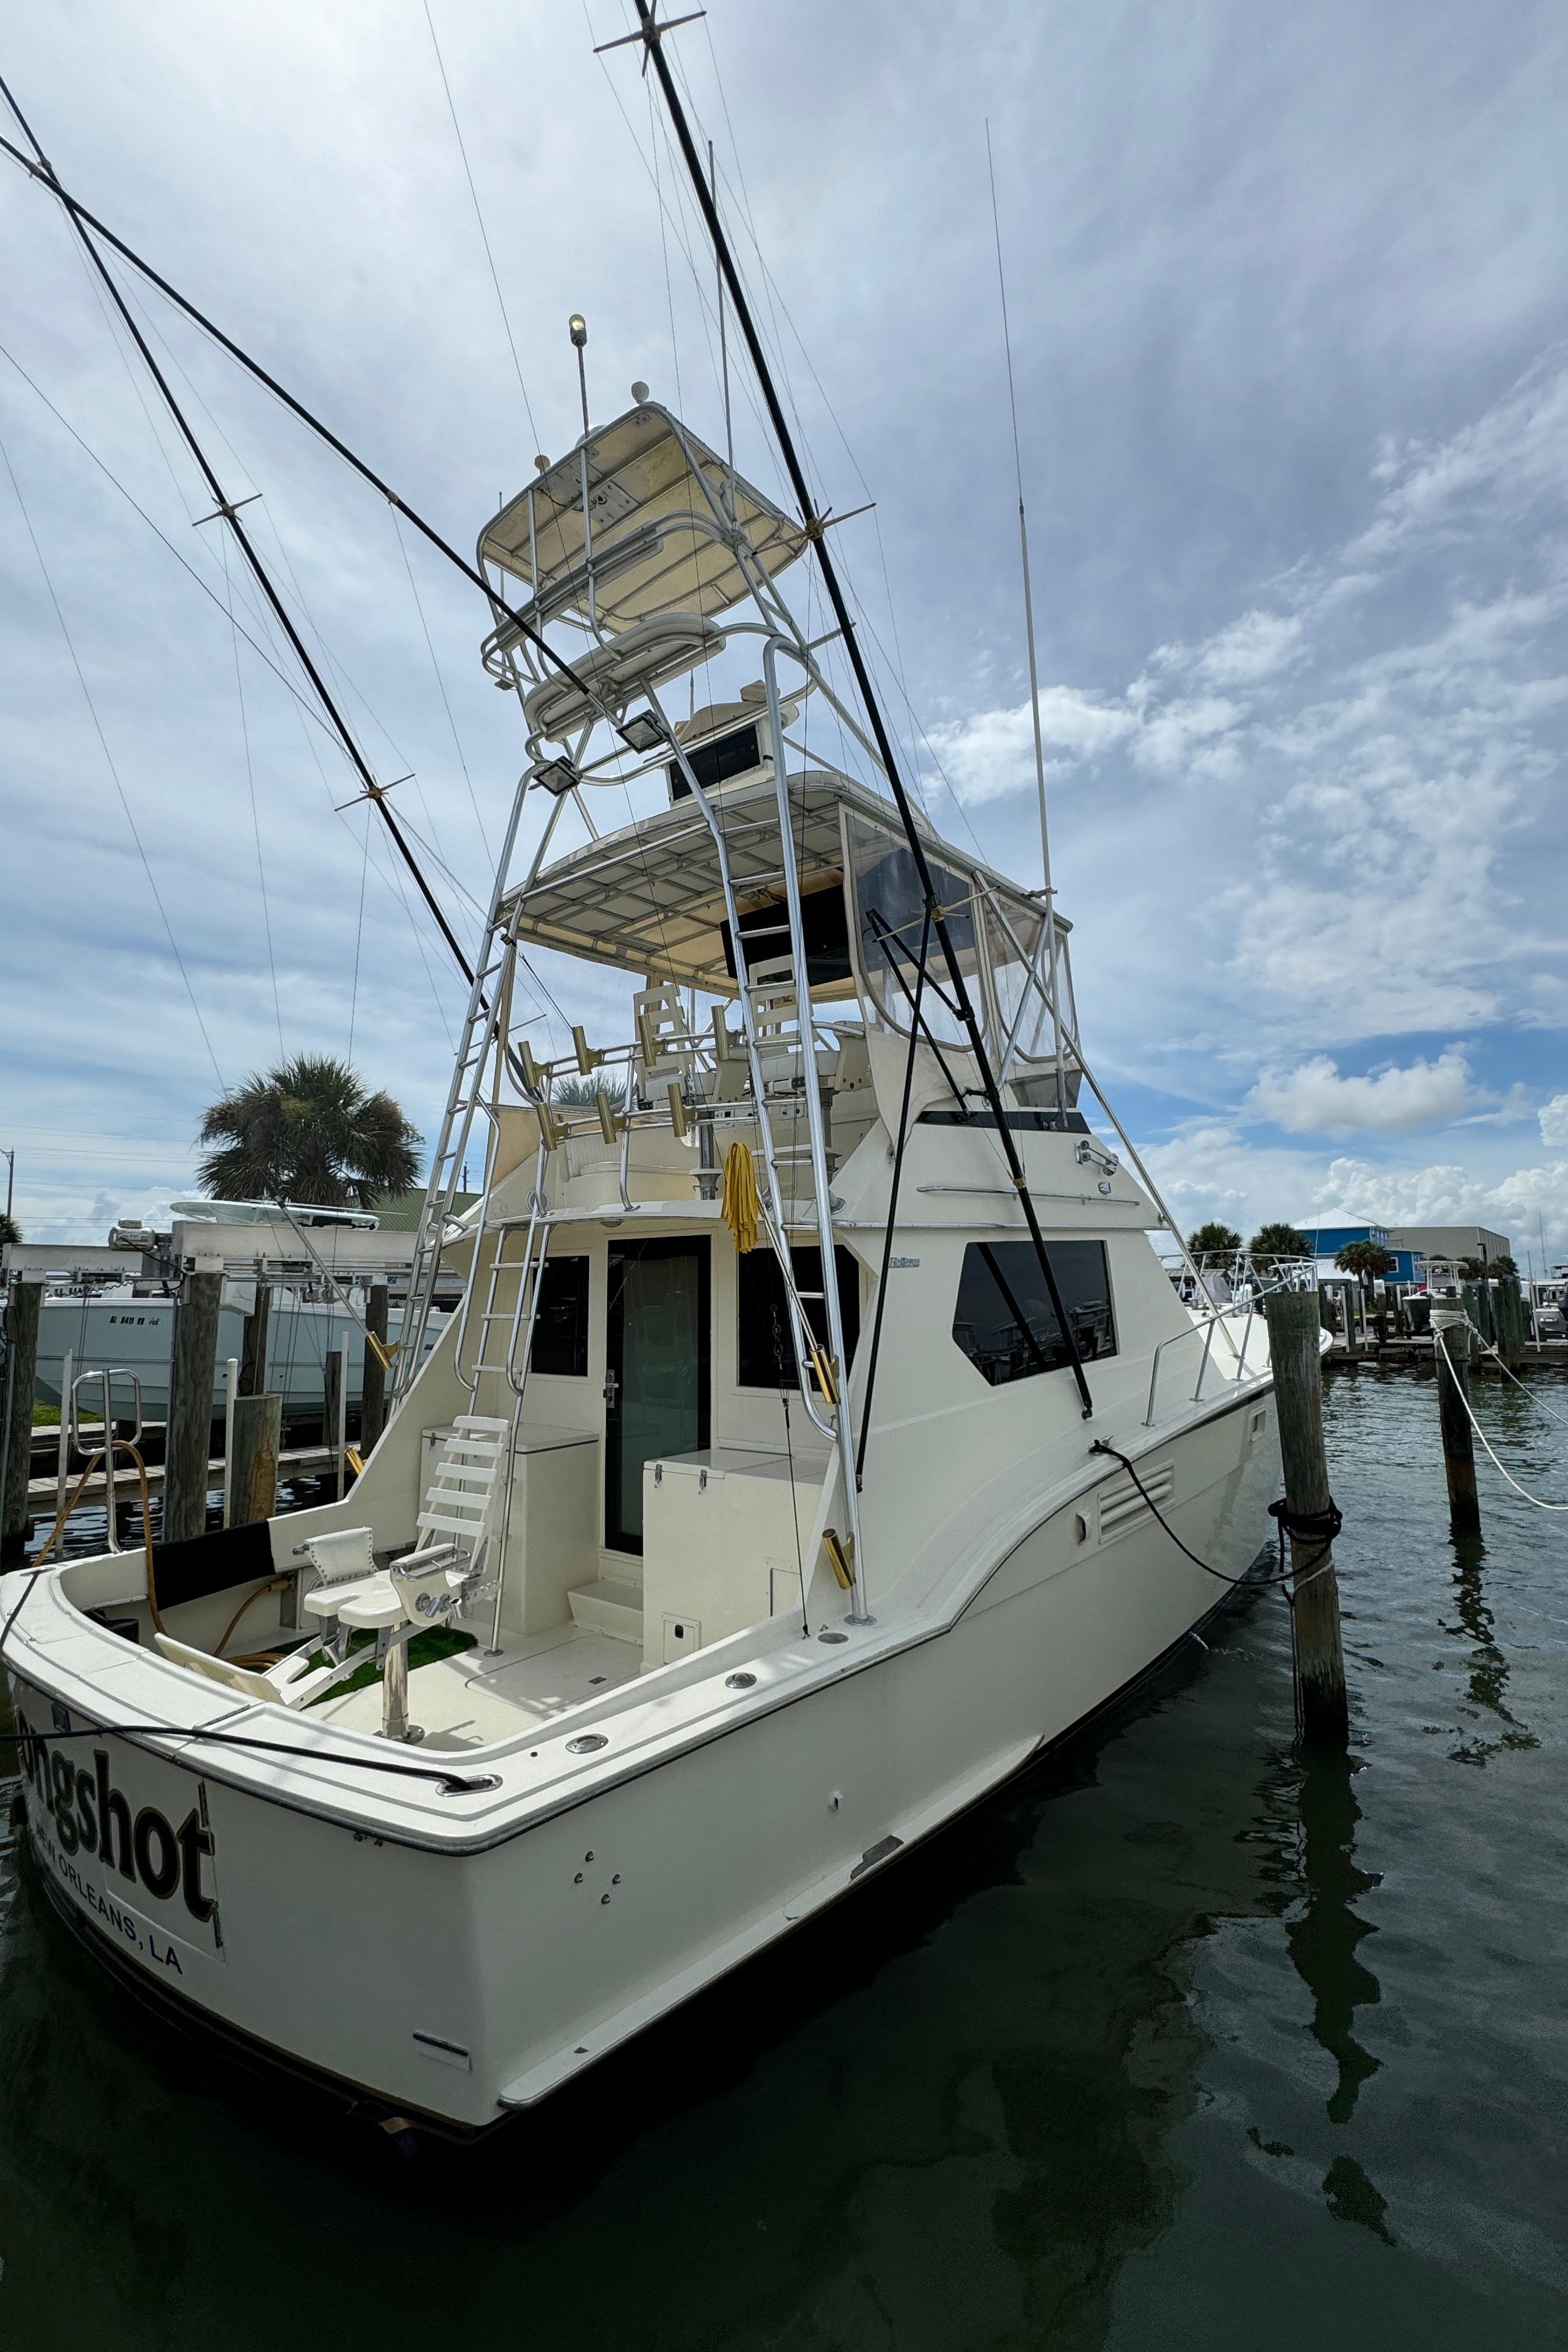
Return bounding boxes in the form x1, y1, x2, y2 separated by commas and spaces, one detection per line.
3, 0, 1567, 1265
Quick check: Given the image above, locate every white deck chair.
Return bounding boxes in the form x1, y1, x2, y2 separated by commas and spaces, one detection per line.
293, 1416, 512, 1737
155, 1421, 514, 1731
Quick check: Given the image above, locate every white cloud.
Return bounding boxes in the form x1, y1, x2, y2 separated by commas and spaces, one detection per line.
1139, 1129, 1568, 1261
1129, 694, 1244, 776
1189, 608, 1306, 687
1245, 1048, 1478, 1135
1541, 1093, 1568, 1146
925, 686, 1132, 804
1310, 1156, 1568, 1256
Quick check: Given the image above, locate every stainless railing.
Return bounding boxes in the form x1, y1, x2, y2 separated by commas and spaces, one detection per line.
1144, 1265, 1310, 1427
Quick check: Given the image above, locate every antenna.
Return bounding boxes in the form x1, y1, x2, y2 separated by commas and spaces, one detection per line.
986, 120, 1070, 1130
569, 313, 590, 439
622, 0, 1095, 1419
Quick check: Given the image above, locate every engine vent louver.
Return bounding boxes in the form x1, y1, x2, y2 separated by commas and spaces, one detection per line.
1096, 1462, 1175, 1544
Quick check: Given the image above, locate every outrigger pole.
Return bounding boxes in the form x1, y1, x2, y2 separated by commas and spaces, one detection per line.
0, 78, 484, 988
0, 103, 615, 771
620, 1, 1096, 1419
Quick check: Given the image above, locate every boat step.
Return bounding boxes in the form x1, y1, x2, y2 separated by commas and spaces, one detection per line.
568, 1578, 645, 1644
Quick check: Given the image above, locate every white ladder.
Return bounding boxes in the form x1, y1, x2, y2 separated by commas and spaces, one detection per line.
394, 780, 535, 1406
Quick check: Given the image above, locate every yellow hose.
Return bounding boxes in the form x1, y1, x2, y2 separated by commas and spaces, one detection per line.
31, 1437, 165, 1634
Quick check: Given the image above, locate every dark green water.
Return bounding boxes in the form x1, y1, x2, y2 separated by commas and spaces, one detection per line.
3, 1369, 1565, 2348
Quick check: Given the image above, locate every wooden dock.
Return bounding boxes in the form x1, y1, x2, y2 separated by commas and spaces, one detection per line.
27, 1441, 340, 1514
1324, 1338, 1568, 1370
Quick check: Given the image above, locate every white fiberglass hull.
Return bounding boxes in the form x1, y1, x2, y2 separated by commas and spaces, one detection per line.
6, 1386, 1275, 2133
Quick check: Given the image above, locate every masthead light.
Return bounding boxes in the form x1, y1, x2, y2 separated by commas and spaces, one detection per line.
569, 314, 588, 348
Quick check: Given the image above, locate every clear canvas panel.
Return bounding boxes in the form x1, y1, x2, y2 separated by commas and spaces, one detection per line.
842, 809, 982, 1047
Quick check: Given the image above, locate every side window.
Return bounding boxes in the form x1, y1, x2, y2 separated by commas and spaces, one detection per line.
530, 1255, 590, 1377
951, 1239, 1115, 1387
737, 1245, 861, 1392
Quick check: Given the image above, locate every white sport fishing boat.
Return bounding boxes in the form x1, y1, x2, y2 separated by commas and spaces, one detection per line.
3, 32, 1285, 2134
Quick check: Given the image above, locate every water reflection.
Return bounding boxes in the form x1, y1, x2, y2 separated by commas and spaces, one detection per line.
0, 1618, 1295, 2352
1287, 1753, 1382, 2129
1443, 1534, 1538, 1765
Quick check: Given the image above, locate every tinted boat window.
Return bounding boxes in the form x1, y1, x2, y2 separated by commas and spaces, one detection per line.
737, 1245, 860, 1391
530, 1255, 590, 1377
951, 1240, 1115, 1387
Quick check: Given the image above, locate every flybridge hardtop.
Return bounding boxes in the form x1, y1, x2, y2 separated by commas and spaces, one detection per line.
4, 42, 1290, 2137
479, 400, 808, 638
494, 765, 1065, 1004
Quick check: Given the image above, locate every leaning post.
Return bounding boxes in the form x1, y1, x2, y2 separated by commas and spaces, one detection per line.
164, 1256, 223, 1545
1265, 1287, 1350, 1747
1431, 1306, 1482, 1538
1, 1272, 46, 1563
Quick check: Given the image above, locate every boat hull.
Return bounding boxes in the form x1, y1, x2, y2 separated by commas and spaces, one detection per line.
8, 1390, 1278, 2131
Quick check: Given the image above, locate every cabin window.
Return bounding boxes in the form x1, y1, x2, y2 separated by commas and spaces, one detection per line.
737, 1245, 861, 1392
530, 1255, 590, 1378
951, 1240, 1115, 1388
668, 720, 761, 800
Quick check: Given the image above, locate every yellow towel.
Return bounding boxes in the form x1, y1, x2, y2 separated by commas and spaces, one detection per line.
721, 1140, 761, 1254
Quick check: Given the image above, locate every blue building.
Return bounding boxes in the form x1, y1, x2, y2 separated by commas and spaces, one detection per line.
1296, 1220, 1426, 1287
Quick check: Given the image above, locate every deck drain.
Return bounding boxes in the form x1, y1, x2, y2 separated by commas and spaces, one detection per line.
817, 1632, 848, 1645
566, 1733, 608, 1755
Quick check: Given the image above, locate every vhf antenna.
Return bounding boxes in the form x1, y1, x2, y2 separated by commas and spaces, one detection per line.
612, 0, 1095, 1420
986, 120, 1071, 1131
570, 312, 590, 438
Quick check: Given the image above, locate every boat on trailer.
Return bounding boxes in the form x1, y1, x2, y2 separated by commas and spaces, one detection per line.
3, 83, 1286, 2139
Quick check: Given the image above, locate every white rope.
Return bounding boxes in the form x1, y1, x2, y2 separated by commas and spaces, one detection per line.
1436, 1328, 1568, 1511
1468, 1329, 1568, 1432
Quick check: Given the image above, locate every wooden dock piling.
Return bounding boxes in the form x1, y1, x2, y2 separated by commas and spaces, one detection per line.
239, 1280, 271, 1398
323, 1345, 347, 1500
229, 1392, 282, 1526
2, 1273, 46, 1562
1496, 1276, 1525, 1370
1431, 1306, 1481, 1538
360, 1283, 389, 1452
164, 1260, 223, 1544
1265, 1287, 1350, 1746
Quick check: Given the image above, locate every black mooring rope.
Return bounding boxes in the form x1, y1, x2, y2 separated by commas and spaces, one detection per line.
1089, 1438, 1341, 1598
0, 1717, 498, 1796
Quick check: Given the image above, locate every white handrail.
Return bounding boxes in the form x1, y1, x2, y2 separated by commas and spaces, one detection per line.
1143, 1273, 1301, 1426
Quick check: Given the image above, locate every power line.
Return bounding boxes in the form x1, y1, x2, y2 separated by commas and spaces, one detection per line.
0, 424, 226, 1088
220, 531, 286, 1057
422, 0, 540, 449
0, 338, 350, 744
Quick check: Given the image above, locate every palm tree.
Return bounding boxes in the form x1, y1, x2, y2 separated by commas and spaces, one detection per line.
0, 1212, 20, 1247
197, 1055, 421, 1210
1335, 1239, 1395, 1299
1186, 1220, 1242, 1262
1249, 1220, 1309, 1271
1459, 1252, 1516, 1280
551, 1072, 628, 1107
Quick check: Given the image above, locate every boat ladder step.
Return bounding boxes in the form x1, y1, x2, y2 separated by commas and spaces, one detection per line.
568, 1578, 644, 1644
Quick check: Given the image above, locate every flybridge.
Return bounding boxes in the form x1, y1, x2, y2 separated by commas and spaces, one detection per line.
479, 402, 808, 643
